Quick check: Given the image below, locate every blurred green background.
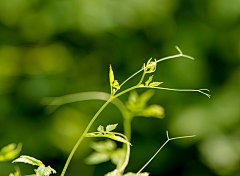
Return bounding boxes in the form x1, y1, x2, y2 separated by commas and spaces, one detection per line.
0, 0, 240, 175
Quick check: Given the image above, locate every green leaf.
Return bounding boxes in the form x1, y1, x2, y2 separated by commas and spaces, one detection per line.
105, 169, 121, 176
149, 82, 163, 87
36, 166, 56, 176
0, 143, 22, 162
123, 172, 149, 176
86, 133, 105, 138
106, 124, 118, 132
145, 75, 153, 86
109, 65, 114, 85
126, 90, 155, 114
90, 140, 116, 152
13, 155, 43, 167
106, 134, 132, 146
139, 90, 155, 104
112, 80, 120, 90
85, 152, 110, 165
141, 105, 164, 119
85, 133, 97, 137
85, 133, 131, 146
97, 125, 104, 132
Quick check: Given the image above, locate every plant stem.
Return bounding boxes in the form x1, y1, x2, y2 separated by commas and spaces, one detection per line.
123, 116, 132, 141
60, 98, 113, 176
136, 131, 195, 175
136, 139, 169, 175
59, 47, 197, 176
137, 69, 146, 87
61, 86, 138, 176
119, 69, 144, 88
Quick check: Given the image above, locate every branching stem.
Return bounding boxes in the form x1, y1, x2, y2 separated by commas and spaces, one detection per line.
136, 131, 195, 175
59, 46, 208, 176
118, 46, 194, 91
60, 86, 137, 176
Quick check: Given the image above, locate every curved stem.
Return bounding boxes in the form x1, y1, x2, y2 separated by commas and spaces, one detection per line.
118, 143, 130, 173
61, 86, 138, 176
110, 133, 131, 174
60, 47, 196, 176
60, 98, 113, 176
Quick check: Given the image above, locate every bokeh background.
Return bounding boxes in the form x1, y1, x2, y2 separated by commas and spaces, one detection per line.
0, 0, 240, 175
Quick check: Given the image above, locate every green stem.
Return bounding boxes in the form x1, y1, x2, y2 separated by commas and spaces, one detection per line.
123, 115, 132, 142
137, 68, 146, 87
136, 139, 169, 175
119, 69, 144, 88
61, 86, 138, 176
60, 98, 113, 176
136, 131, 195, 174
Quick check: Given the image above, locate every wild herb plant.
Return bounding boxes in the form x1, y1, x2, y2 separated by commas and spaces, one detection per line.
7, 46, 210, 176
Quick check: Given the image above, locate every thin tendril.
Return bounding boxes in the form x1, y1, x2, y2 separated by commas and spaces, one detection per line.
119, 46, 194, 91
136, 131, 195, 175
139, 86, 211, 98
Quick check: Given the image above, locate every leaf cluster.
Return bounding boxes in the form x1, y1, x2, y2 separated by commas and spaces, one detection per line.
85, 124, 131, 146
126, 90, 164, 119
13, 156, 56, 176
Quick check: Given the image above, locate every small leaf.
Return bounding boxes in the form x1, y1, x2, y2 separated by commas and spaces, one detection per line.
139, 89, 155, 105
145, 75, 153, 86
149, 82, 163, 87
86, 133, 131, 146
89, 140, 116, 152
97, 125, 104, 132
112, 80, 120, 90
125, 173, 149, 176
85, 152, 110, 165
13, 155, 43, 167
105, 169, 121, 176
85, 133, 97, 137
106, 124, 118, 132
141, 105, 165, 119
48, 166, 56, 174
109, 65, 114, 85
106, 134, 132, 146
36, 165, 56, 176
0, 143, 22, 162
